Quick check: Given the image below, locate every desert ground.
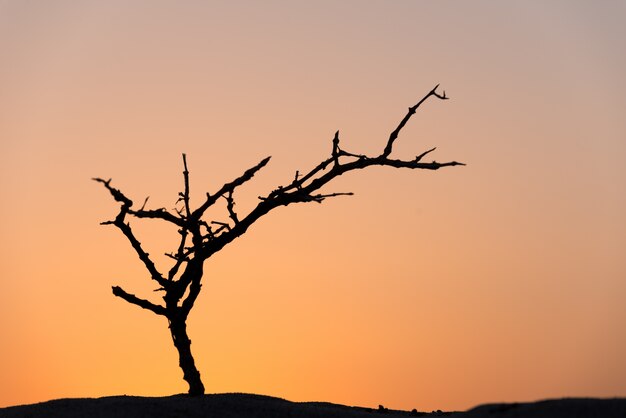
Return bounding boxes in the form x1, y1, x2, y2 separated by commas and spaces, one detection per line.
1, 393, 625, 418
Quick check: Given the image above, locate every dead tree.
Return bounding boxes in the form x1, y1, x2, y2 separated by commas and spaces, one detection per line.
94, 85, 464, 395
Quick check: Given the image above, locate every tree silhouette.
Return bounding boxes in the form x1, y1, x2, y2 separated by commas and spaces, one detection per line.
94, 85, 464, 395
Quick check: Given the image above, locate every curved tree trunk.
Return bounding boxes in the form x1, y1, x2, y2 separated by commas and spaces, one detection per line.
169, 318, 205, 395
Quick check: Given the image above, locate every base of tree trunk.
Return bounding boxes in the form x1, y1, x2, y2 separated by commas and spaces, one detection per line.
169, 319, 205, 396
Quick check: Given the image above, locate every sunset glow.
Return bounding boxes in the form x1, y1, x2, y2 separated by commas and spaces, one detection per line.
1, 1, 625, 412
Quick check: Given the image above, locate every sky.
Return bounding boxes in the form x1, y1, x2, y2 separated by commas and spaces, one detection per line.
1, 0, 625, 412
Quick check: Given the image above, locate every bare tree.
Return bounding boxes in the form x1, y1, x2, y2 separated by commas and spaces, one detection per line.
94, 85, 464, 395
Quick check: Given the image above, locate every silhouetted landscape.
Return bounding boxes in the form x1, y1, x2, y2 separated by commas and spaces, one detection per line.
4, 2, 625, 413
1, 394, 625, 418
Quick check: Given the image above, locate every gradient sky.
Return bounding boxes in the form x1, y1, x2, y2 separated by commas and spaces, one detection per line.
1, 0, 625, 412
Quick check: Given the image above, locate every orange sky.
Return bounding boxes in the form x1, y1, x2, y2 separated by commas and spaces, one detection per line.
1, 1, 625, 412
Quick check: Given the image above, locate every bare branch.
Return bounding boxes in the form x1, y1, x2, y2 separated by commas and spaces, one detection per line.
139, 196, 150, 211
292, 171, 301, 189
377, 157, 465, 170
307, 191, 354, 203
224, 191, 239, 224
266, 154, 334, 200
181, 279, 201, 317
129, 207, 184, 226
210, 221, 231, 234
115, 221, 169, 287
382, 84, 448, 158
332, 130, 340, 165
331, 131, 367, 162
202, 156, 463, 258
192, 156, 271, 219
94, 178, 169, 288
167, 228, 190, 281
93, 178, 184, 227
93, 178, 132, 207
338, 149, 367, 160
415, 147, 437, 162
264, 133, 364, 201
182, 154, 191, 218
112, 285, 167, 316
198, 87, 463, 259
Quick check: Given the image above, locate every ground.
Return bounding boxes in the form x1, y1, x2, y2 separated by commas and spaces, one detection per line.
1, 393, 625, 418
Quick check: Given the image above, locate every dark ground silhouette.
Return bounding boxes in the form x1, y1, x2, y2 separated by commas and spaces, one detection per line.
1, 394, 625, 418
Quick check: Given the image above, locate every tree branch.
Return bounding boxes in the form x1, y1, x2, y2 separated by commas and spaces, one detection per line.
292, 190, 355, 203
191, 157, 271, 220
415, 147, 437, 162
199, 86, 462, 259
382, 84, 448, 158
181, 278, 202, 317
112, 285, 167, 316
93, 177, 133, 207
129, 207, 184, 226
167, 228, 190, 281
94, 178, 169, 288
332, 130, 340, 165
181, 154, 192, 218
224, 191, 239, 224
114, 220, 169, 287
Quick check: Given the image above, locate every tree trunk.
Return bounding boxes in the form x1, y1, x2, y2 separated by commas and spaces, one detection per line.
169, 318, 205, 395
